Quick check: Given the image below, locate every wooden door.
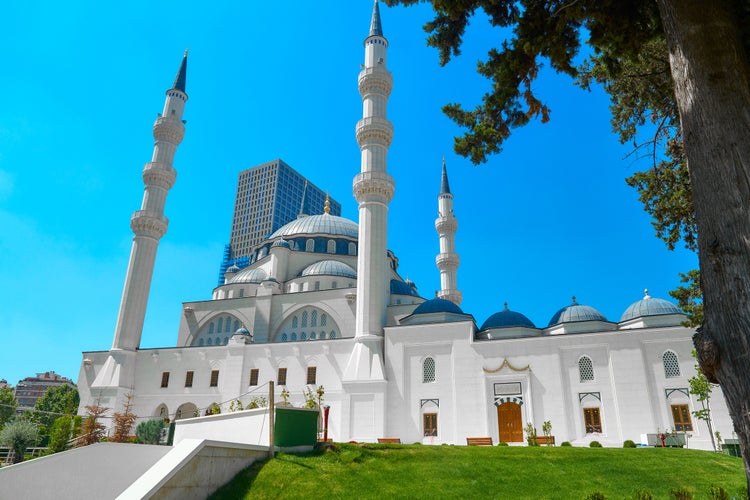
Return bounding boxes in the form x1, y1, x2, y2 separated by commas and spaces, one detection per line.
497, 402, 523, 442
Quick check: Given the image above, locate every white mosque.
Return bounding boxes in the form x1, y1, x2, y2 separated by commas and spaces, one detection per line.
77, 1, 732, 449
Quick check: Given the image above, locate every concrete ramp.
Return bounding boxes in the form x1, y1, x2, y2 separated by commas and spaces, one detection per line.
0, 443, 171, 499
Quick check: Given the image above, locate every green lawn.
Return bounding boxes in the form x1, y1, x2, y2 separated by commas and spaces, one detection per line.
209, 443, 747, 499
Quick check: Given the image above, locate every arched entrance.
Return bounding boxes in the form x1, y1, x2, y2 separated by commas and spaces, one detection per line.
175, 402, 198, 420
497, 402, 523, 443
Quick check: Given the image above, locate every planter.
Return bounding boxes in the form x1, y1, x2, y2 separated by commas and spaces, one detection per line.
646, 433, 686, 447
535, 435, 555, 446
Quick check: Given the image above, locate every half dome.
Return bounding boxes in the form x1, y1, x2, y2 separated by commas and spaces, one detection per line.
481, 304, 535, 330
299, 260, 357, 279
228, 267, 268, 284
621, 290, 683, 322
269, 214, 358, 239
412, 298, 463, 315
548, 297, 607, 326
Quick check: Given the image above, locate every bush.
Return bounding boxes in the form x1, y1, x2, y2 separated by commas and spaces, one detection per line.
47, 415, 73, 454
707, 485, 728, 500
561, 441, 572, 447
498, 442, 509, 446
589, 441, 603, 448
670, 486, 694, 500
584, 492, 607, 500
136, 419, 168, 445
623, 440, 637, 448
0, 419, 38, 464
633, 489, 653, 500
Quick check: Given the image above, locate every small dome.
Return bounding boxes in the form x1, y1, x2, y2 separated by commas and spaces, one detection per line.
548, 296, 607, 326
271, 239, 291, 249
225, 264, 241, 274
299, 260, 357, 279
269, 214, 358, 239
621, 290, 683, 322
481, 303, 535, 330
229, 267, 268, 284
234, 327, 250, 336
390, 279, 420, 296
412, 298, 463, 315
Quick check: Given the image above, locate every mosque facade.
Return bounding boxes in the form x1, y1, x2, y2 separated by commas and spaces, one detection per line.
77, 1, 732, 449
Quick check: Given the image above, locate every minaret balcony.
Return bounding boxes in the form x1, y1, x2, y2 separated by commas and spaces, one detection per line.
437, 289, 463, 306
356, 116, 393, 147
153, 116, 185, 144
353, 171, 395, 204
142, 162, 177, 190
436, 252, 460, 270
358, 67, 393, 96
435, 216, 458, 234
131, 210, 169, 239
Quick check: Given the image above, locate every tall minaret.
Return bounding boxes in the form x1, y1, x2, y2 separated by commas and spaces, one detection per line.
345, 0, 394, 381
435, 158, 462, 305
111, 52, 188, 351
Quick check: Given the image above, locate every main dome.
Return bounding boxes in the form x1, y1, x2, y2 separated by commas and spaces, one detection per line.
621, 291, 682, 322
548, 297, 607, 326
269, 214, 358, 239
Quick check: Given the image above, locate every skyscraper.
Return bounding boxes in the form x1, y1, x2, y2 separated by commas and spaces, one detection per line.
218, 159, 341, 283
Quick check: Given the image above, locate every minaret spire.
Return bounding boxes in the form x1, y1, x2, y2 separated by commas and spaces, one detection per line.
344, 0, 394, 382
435, 158, 462, 305
172, 49, 188, 93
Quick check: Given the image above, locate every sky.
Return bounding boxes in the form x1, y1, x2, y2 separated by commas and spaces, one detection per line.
0, 1, 696, 386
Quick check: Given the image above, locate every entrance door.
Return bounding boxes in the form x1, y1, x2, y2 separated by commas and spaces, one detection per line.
497, 402, 523, 443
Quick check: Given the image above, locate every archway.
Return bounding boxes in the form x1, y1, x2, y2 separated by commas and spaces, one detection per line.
154, 403, 169, 420
497, 402, 523, 443
175, 402, 198, 420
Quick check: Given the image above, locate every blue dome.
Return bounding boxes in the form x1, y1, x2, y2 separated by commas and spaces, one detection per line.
269, 214, 358, 239
412, 298, 464, 315
548, 297, 607, 326
391, 279, 419, 296
271, 239, 291, 249
234, 327, 250, 336
299, 260, 357, 279
229, 267, 267, 284
621, 291, 682, 322
225, 264, 241, 273
481, 304, 535, 330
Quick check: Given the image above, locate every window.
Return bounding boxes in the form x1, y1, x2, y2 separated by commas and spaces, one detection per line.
278, 367, 287, 386
185, 371, 194, 388
583, 408, 602, 433
578, 356, 594, 382
249, 368, 259, 386
424, 413, 438, 437
311, 311, 318, 327
209, 323, 215, 334
663, 351, 681, 378
210, 370, 220, 387
225, 318, 231, 333
160, 372, 170, 388
307, 366, 317, 385
423, 357, 436, 383
292, 317, 298, 328
321, 314, 327, 326
281, 333, 288, 342
218, 317, 223, 332
302, 311, 308, 328
671, 404, 693, 431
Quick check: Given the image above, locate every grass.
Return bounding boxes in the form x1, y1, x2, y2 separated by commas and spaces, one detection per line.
209, 443, 748, 499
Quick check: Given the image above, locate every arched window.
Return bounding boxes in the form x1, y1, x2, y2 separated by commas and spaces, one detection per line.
327, 240, 336, 253
209, 323, 215, 334
578, 356, 594, 382
233, 320, 240, 332
223, 337, 228, 344
302, 311, 308, 328
663, 351, 681, 378
291, 332, 298, 341
311, 332, 317, 340
292, 317, 298, 328
330, 331, 336, 339
311, 311, 318, 327
215, 337, 221, 345
199, 339, 204, 346
319, 332, 326, 340
225, 318, 231, 333
321, 314, 327, 327
348, 242, 356, 255
207, 338, 213, 345
423, 357, 436, 383
217, 317, 223, 332
306, 239, 314, 252
301, 332, 307, 340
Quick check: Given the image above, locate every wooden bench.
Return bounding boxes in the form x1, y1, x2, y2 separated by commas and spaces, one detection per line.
377, 438, 402, 444
535, 435, 555, 446
466, 437, 493, 446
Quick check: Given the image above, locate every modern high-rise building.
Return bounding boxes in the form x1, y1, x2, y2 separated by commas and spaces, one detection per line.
218, 159, 341, 283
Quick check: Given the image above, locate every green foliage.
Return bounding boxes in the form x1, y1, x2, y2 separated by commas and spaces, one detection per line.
633, 489, 653, 500
31, 385, 79, 437
623, 440, 637, 448
542, 420, 553, 445
0, 388, 17, 430
136, 419, 168, 445
229, 399, 244, 412
280, 388, 290, 405
584, 493, 607, 500
524, 422, 538, 446
688, 349, 717, 451
669, 269, 703, 328
589, 441, 603, 448
246, 396, 267, 409
561, 441, 572, 447
0, 419, 38, 464
206, 403, 221, 415
209, 444, 746, 499
707, 484, 729, 500
303, 386, 325, 409
47, 415, 73, 454
670, 486, 694, 499
498, 442, 509, 446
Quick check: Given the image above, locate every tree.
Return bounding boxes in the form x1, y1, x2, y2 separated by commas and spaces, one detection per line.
0, 388, 17, 430
135, 419, 168, 445
387, 0, 750, 486
110, 393, 137, 443
0, 419, 38, 464
689, 351, 718, 451
79, 396, 109, 447
32, 385, 79, 434
47, 415, 73, 454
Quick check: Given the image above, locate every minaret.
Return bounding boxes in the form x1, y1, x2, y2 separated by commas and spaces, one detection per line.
344, 0, 394, 381
435, 158, 462, 305
111, 52, 188, 351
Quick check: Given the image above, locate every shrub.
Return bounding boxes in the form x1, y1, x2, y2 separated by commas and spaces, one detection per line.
584, 492, 607, 500
707, 485, 728, 500
670, 486, 694, 500
498, 442, 509, 446
623, 440, 637, 448
561, 441, 572, 447
524, 422, 539, 446
136, 419, 168, 445
633, 489, 653, 500
589, 441, 603, 448
47, 415, 73, 454
0, 419, 38, 464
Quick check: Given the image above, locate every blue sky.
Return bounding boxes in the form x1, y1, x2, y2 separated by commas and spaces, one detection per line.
0, 1, 695, 386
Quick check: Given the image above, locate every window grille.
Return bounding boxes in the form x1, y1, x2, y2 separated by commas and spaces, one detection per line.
423, 357, 436, 383
311, 311, 318, 327
302, 311, 308, 328
160, 372, 170, 388
210, 370, 219, 387
185, 371, 194, 388
277, 367, 287, 386
307, 366, 317, 385
321, 314, 327, 326
578, 356, 594, 382
249, 369, 259, 386
663, 351, 681, 378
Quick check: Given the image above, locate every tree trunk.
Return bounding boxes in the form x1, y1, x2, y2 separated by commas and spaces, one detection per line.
656, 0, 750, 489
